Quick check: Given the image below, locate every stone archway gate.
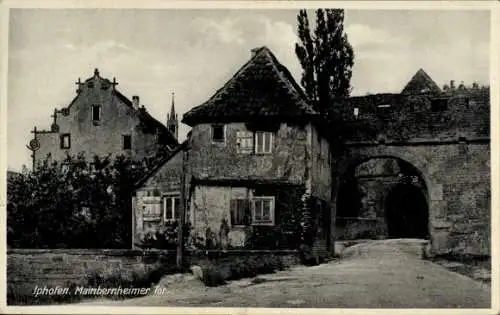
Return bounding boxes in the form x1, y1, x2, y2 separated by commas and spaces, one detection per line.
330, 138, 490, 257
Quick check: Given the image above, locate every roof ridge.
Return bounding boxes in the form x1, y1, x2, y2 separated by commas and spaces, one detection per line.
401, 68, 441, 94
260, 48, 316, 114
134, 140, 188, 188
186, 48, 267, 116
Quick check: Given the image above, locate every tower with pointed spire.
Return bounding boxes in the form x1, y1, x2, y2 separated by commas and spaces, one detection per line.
167, 92, 178, 141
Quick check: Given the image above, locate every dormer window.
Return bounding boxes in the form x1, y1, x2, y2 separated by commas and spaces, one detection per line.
92, 105, 101, 121
211, 124, 225, 143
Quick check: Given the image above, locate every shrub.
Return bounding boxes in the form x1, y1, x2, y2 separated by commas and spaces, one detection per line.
86, 263, 182, 300
201, 254, 289, 287
138, 221, 192, 250
201, 265, 226, 287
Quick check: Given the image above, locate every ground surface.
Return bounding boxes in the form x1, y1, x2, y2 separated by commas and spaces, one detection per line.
79, 240, 491, 308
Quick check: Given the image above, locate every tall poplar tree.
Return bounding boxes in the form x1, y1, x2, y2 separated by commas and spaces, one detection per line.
295, 9, 354, 120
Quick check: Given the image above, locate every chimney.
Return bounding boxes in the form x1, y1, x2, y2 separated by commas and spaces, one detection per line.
458, 81, 465, 90
132, 95, 140, 109
450, 80, 455, 90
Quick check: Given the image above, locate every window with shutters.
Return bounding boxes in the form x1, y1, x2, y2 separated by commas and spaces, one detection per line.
163, 195, 181, 221
251, 196, 275, 225
255, 131, 273, 154
230, 199, 250, 226
143, 197, 162, 219
236, 131, 254, 154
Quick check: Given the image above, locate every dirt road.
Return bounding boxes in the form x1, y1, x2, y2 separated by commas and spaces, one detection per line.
80, 240, 491, 308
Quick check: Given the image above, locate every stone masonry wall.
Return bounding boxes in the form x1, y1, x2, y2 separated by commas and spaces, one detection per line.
334, 141, 490, 256
7, 249, 176, 299
7, 249, 300, 304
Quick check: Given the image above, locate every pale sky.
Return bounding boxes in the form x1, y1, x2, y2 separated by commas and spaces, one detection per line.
7, 9, 490, 171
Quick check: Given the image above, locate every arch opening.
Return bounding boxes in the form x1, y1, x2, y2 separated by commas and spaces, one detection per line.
385, 182, 429, 239
335, 156, 429, 241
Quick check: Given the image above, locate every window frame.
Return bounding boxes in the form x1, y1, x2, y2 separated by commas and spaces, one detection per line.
60, 133, 71, 149
91, 104, 102, 121
142, 196, 162, 220
123, 134, 132, 150
163, 194, 181, 221
251, 196, 275, 226
230, 198, 250, 226
211, 124, 226, 144
377, 104, 391, 116
353, 107, 359, 119
236, 130, 254, 154
430, 98, 448, 112
254, 131, 273, 154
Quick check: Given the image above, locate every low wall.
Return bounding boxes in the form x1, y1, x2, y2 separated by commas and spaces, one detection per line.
7, 248, 300, 304
7, 249, 177, 299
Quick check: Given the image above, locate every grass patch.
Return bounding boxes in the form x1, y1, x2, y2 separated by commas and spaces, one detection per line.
200, 254, 289, 287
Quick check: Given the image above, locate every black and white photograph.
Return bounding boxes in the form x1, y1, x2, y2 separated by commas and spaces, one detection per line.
2, 1, 496, 312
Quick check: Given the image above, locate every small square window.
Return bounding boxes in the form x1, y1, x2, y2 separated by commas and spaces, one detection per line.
92, 105, 101, 121
123, 135, 132, 150
211, 124, 225, 143
377, 104, 391, 116
230, 199, 250, 225
252, 196, 275, 226
431, 99, 448, 112
60, 134, 71, 149
255, 131, 273, 154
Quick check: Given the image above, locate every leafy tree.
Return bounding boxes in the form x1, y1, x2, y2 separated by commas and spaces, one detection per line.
295, 9, 354, 128
7, 153, 149, 248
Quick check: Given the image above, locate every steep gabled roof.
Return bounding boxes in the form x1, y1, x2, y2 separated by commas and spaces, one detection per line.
134, 140, 188, 189
182, 46, 318, 126
401, 69, 441, 94
60, 69, 179, 148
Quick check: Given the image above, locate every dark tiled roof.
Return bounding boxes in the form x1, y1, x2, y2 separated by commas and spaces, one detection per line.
401, 69, 442, 94
182, 46, 318, 126
134, 140, 188, 189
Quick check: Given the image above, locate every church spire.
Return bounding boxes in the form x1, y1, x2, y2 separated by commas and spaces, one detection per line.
170, 92, 176, 119
167, 91, 178, 141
